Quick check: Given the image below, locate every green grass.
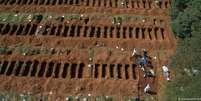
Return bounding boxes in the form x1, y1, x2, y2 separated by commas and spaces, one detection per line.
95, 96, 113, 101
88, 49, 94, 60
0, 91, 41, 101
108, 48, 113, 56
65, 96, 115, 101
164, 34, 201, 101
65, 96, 73, 101
0, 13, 27, 23
165, 73, 201, 101
0, 12, 157, 24
111, 15, 150, 22
123, 97, 135, 101
0, 92, 138, 101
17, 45, 29, 56
0, 64, 2, 72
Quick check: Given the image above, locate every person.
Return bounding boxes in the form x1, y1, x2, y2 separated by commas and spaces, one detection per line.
162, 65, 170, 81
132, 48, 142, 64
144, 84, 151, 93
132, 48, 138, 57
149, 69, 155, 76
139, 58, 145, 71
138, 49, 148, 72
143, 49, 148, 58
142, 57, 148, 66
143, 71, 152, 78
144, 69, 155, 78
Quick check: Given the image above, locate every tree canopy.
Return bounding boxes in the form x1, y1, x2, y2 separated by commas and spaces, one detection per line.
165, 0, 201, 100
171, 0, 201, 38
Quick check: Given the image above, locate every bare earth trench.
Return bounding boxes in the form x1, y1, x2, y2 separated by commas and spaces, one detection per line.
0, 0, 176, 100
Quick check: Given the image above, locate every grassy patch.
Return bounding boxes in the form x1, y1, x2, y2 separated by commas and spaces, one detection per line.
0, 13, 27, 23
0, 91, 45, 101
164, 35, 201, 101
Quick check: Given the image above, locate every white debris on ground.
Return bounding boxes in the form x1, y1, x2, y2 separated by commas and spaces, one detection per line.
183, 67, 200, 76
88, 93, 91, 96
50, 48, 54, 51
49, 91, 53, 95
121, 48, 124, 51
184, 68, 192, 76
62, 15, 65, 18
83, 97, 87, 101
121, 2, 124, 6
27, 14, 32, 22
20, 94, 24, 97
75, 96, 79, 99
66, 97, 70, 101
192, 68, 200, 75
116, 46, 119, 49
89, 58, 93, 61
154, 0, 160, 8
112, 20, 115, 24
48, 15, 53, 19
46, 28, 51, 32
142, 19, 146, 23
66, 20, 70, 23
22, 52, 26, 56
27, 92, 31, 95
155, 0, 159, 4
35, 25, 43, 36
88, 64, 92, 68
106, 96, 109, 99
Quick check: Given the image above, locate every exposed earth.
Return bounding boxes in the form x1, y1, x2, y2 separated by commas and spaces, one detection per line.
0, 0, 176, 100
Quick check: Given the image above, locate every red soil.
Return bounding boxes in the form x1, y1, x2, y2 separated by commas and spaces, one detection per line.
0, 0, 176, 100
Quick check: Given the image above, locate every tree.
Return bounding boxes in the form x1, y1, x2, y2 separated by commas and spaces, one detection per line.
165, 0, 201, 100
171, 0, 201, 38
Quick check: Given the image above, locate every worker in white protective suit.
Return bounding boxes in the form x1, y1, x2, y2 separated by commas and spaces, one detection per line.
144, 84, 151, 93
162, 65, 170, 81
132, 48, 139, 57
